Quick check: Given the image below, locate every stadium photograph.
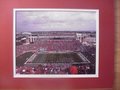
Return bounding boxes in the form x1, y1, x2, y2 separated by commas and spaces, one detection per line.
13, 9, 99, 78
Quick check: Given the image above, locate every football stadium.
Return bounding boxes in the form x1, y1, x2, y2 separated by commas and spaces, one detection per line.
15, 31, 96, 75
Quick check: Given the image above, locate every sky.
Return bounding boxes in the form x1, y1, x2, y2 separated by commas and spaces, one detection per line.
15, 9, 98, 32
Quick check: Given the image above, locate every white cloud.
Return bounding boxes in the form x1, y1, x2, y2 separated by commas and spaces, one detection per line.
16, 10, 97, 32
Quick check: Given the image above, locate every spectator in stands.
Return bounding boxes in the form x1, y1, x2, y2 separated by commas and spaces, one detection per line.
69, 65, 78, 74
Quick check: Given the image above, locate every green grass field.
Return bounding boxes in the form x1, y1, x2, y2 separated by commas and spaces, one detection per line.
16, 52, 33, 67
32, 52, 83, 63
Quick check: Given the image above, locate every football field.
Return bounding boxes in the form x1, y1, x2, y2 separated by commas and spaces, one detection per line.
30, 52, 87, 64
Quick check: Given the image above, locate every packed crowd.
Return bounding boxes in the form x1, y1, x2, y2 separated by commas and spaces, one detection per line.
16, 64, 95, 74
16, 40, 81, 56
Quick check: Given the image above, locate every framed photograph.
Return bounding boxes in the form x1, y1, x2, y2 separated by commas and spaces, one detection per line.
13, 9, 99, 78
0, 0, 114, 89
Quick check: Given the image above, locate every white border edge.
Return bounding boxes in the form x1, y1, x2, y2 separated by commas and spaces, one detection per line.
13, 8, 99, 78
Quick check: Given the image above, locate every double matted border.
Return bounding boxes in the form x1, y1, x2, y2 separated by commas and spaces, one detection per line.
13, 8, 99, 78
